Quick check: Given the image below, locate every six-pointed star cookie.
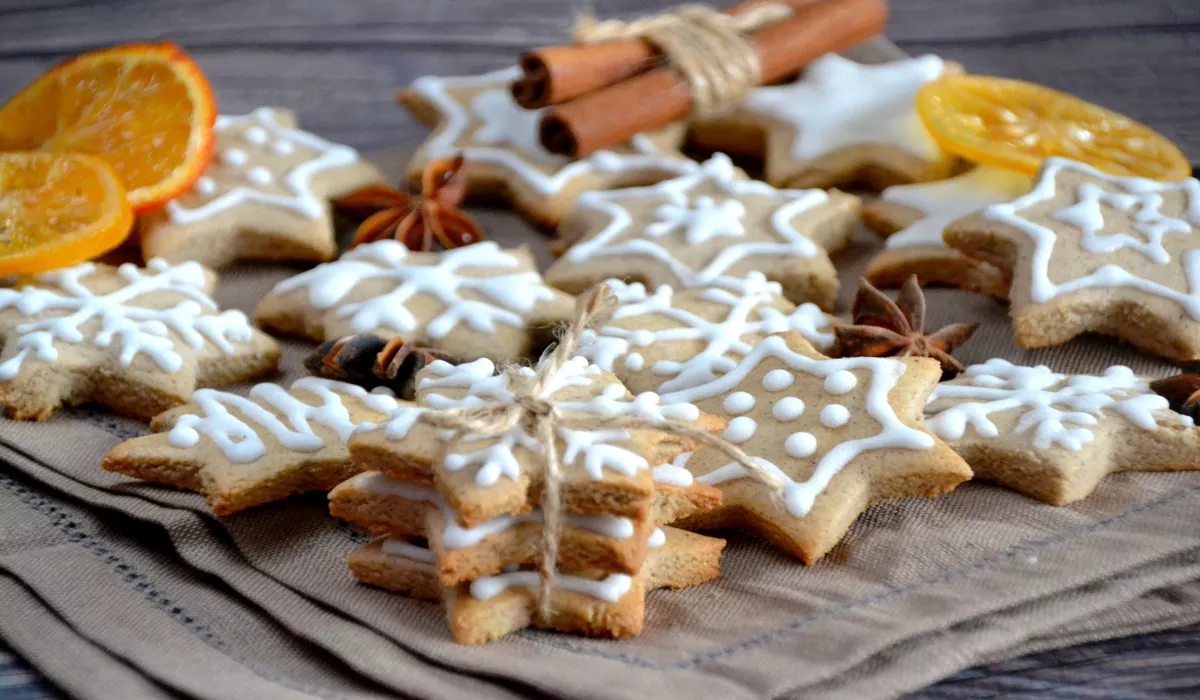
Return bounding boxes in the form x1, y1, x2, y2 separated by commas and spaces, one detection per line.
925, 358, 1200, 505
254, 240, 576, 364
102, 377, 400, 515
658, 333, 971, 563
139, 107, 384, 268
690, 55, 958, 190
863, 166, 1033, 297
945, 157, 1200, 361
0, 259, 279, 421
400, 66, 698, 228
545, 154, 860, 310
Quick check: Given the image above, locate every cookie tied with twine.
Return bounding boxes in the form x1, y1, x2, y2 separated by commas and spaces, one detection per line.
409, 283, 785, 621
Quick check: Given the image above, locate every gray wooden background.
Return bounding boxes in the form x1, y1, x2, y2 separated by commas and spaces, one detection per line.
1, 0, 1199, 697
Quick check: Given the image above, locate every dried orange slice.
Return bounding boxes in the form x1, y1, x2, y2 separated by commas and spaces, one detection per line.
916, 74, 1190, 181
0, 42, 216, 211
0, 152, 134, 275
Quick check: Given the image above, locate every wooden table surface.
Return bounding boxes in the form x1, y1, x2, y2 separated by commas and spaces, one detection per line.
1, 0, 1199, 697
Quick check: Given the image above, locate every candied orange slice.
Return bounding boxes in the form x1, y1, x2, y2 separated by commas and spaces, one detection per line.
916, 75, 1190, 181
0, 152, 134, 275
0, 42, 216, 211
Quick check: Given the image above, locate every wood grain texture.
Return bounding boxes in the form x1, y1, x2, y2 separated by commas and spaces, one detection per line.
1, 0, 1199, 697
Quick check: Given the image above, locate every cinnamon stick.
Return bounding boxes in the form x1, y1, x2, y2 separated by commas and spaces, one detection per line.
539, 0, 889, 158
511, 0, 820, 109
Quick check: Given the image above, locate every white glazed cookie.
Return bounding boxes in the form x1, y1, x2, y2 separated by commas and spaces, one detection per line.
0, 259, 278, 421
140, 108, 384, 268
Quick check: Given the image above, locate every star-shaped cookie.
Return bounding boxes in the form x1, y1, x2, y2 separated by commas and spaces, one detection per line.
139, 107, 384, 268
945, 157, 1200, 361
102, 377, 400, 515
400, 66, 698, 228
0, 259, 278, 421
925, 358, 1199, 504
544, 154, 860, 310
690, 54, 958, 189
863, 166, 1033, 297
254, 240, 576, 364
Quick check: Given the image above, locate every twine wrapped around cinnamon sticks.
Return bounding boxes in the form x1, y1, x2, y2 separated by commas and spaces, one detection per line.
412, 284, 786, 621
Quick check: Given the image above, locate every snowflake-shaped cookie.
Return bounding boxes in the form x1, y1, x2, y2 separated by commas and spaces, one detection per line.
254, 240, 575, 364
925, 358, 1199, 504
545, 154, 859, 309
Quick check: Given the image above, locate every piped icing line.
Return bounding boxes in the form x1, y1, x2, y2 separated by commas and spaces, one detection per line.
408, 67, 696, 196
880, 166, 1033, 249
563, 154, 829, 294
741, 54, 946, 161
0, 259, 255, 380
983, 157, 1200, 317
167, 378, 399, 463
924, 358, 1186, 451
380, 538, 437, 564
268, 240, 557, 340
470, 569, 633, 602
167, 107, 362, 223
660, 335, 935, 518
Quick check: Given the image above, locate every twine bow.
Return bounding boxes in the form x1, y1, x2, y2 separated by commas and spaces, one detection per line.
414, 284, 786, 621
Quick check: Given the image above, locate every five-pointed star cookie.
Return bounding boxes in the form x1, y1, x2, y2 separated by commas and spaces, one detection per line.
0, 259, 278, 421
102, 377, 401, 515
544, 154, 860, 310
655, 333, 971, 563
924, 358, 1200, 505
945, 157, 1200, 362
690, 54, 958, 190
400, 66, 698, 228
862, 166, 1033, 297
254, 240, 576, 364
139, 107, 384, 268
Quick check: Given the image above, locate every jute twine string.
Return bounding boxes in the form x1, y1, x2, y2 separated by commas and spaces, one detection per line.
572, 2, 793, 116
415, 284, 785, 621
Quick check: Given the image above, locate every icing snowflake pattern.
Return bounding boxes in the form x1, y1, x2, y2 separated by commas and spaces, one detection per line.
647, 196, 747, 245
0, 259, 255, 380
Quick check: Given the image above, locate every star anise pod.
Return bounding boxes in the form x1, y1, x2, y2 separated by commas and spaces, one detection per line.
833, 276, 978, 378
333, 154, 483, 251
1149, 372, 1200, 421
304, 334, 460, 399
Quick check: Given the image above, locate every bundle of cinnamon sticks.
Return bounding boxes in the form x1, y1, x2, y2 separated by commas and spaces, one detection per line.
512, 0, 888, 158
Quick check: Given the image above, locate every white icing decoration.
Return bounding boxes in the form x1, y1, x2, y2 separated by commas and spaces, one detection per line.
0, 259, 255, 380
194, 176, 217, 195
647, 196, 747, 245
246, 166, 273, 185
824, 370, 858, 395
772, 396, 805, 421
269, 240, 556, 340
983, 158, 1200, 318
221, 148, 248, 167
784, 431, 817, 458
1051, 183, 1191, 264
272, 139, 295, 155
723, 391, 756, 414
742, 54, 945, 162
762, 368, 795, 391
652, 451, 695, 486
647, 528, 667, 548
820, 404, 850, 428
722, 416, 757, 443
243, 126, 269, 145
624, 353, 644, 371
469, 570, 633, 602
380, 538, 436, 564
881, 166, 1033, 249
925, 358, 1173, 452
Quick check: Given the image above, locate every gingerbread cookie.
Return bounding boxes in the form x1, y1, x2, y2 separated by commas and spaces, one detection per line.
544, 154, 860, 309
254, 241, 575, 365
0, 259, 278, 421
945, 157, 1200, 362
863, 166, 1033, 297
140, 108, 383, 268
102, 378, 400, 515
925, 359, 1199, 504
400, 67, 697, 228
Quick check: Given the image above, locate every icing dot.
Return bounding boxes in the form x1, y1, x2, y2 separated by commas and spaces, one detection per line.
762, 369, 794, 392
272, 139, 296, 155
824, 370, 858, 395
820, 404, 850, 428
785, 432, 817, 458
624, 353, 644, 371
722, 416, 757, 444
194, 176, 217, 195
772, 397, 805, 421
723, 391, 756, 414
244, 126, 269, 145
629, 329, 655, 346
221, 148, 249, 167
247, 167, 273, 185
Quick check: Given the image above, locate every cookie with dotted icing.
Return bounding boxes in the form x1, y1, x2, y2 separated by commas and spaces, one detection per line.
0, 259, 279, 422
544, 154, 860, 310
102, 378, 400, 515
399, 67, 698, 229
945, 157, 1200, 362
349, 526, 724, 644
139, 108, 384, 268
925, 359, 1200, 504
690, 54, 959, 190
862, 166, 1033, 298
662, 333, 971, 563
254, 240, 576, 365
